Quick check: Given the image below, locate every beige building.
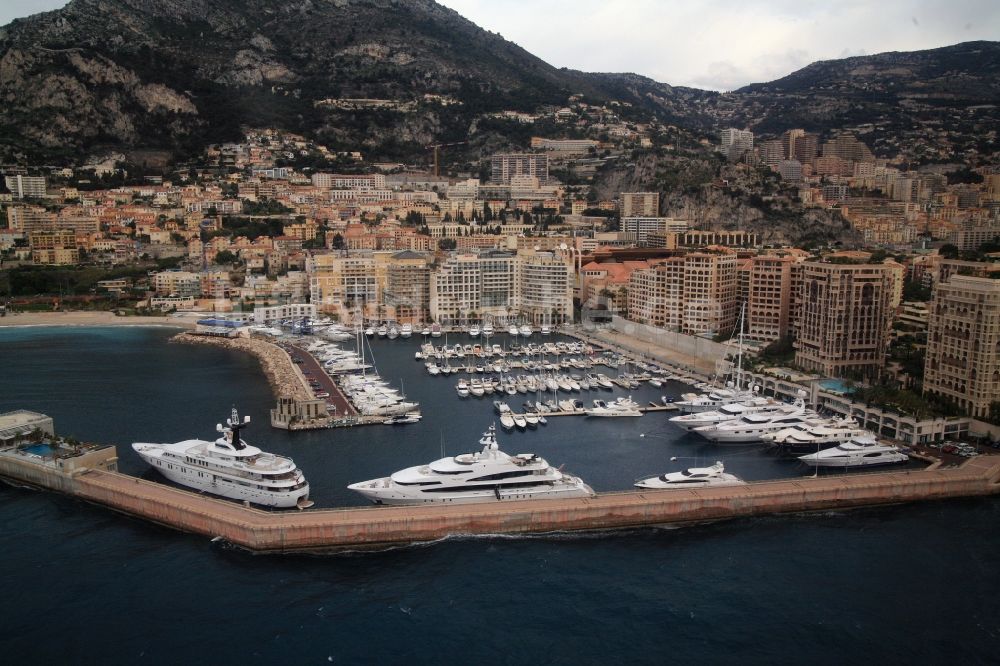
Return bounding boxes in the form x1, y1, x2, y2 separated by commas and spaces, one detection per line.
923, 274, 1000, 419
308, 253, 389, 318
383, 251, 432, 324
794, 261, 896, 377
621, 192, 659, 218
29, 230, 78, 265
628, 250, 738, 335
745, 255, 798, 342
518, 250, 573, 325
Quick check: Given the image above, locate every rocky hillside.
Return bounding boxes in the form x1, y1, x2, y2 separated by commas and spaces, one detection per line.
0, 0, 701, 162
0, 0, 996, 165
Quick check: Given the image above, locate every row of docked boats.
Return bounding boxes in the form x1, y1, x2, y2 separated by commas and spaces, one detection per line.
133, 408, 745, 510
455, 373, 617, 396
347, 423, 742, 505
669, 394, 909, 468
418, 340, 595, 361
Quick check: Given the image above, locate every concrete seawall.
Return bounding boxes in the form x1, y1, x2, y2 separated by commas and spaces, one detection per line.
43, 457, 1000, 552
4, 448, 996, 553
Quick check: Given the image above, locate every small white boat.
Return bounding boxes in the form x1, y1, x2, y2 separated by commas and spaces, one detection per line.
400, 324, 413, 338
421, 327, 431, 336
365, 327, 376, 337
541, 325, 551, 335
512, 413, 528, 430
431, 323, 442, 338
508, 324, 519, 336
456, 379, 470, 398
469, 325, 481, 337
519, 325, 532, 337
387, 325, 399, 339
499, 413, 516, 430
482, 324, 495, 336
377, 324, 388, 337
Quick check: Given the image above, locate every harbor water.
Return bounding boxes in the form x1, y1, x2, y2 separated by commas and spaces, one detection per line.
0, 326, 997, 663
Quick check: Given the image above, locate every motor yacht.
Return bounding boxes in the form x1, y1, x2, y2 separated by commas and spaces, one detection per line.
469, 325, 481, 337
762, 419, 871, 456
798, 437, 909, 468
482, 323, 495, 337
669, 397, 791, 432
585, 397, 643, 417
693, 403, 821, 444
400, 324, 413, 338
430, 323, 443, 337
376, 324, 388, 337
132, 408, 310, 509
519, 325, 532, 337
634, 461, 746, 490
508, 324, 520, 336
347, 425, 594, 505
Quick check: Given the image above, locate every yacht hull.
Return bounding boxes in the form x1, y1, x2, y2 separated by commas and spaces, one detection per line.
133, 446, 309, 508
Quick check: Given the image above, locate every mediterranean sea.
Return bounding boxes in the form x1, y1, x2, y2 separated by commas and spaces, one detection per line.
0, 326, 998, 664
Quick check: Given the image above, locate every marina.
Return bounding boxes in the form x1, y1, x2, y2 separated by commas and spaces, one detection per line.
1, 325, 999, 664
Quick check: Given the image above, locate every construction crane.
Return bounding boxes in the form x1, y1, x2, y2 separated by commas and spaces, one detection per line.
425, 141, 468, 177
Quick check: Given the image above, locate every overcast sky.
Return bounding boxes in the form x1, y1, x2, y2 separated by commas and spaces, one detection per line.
3, 0, 997, 90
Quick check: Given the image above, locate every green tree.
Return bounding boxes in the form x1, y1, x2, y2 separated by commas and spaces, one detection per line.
215, 250, 237, 265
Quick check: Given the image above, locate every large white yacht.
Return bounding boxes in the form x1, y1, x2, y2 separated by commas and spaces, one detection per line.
761, 418, 871, 456
675, 384, 755, 414
669, 397, 789, 431
692, 401, 823, 444
798, 437, 909, 468
347, 424, 594, 505
634, 461, 746, 490
132, 408, 310, 508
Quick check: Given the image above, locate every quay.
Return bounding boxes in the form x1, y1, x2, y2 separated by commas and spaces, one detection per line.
1, 434, 997, 553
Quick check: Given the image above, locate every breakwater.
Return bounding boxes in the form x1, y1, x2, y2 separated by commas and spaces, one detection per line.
173, 333, 310, 402
2, 443, 998, 553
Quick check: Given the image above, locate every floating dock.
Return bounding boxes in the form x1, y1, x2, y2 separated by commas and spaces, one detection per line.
1, 439, 998, 554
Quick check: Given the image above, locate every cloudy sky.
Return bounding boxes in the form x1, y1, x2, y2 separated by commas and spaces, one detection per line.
3, 0, 997, 90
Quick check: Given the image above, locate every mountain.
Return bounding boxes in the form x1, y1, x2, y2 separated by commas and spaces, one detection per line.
0, 0, 996, 165
0, 0, 700, 163
721, 41, 1000, 156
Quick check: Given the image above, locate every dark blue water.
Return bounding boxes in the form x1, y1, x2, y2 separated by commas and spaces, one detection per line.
1, 327, 997, 664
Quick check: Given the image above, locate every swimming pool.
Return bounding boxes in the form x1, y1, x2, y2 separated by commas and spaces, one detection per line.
22, 444, 57, 457
818, 378, 854, 394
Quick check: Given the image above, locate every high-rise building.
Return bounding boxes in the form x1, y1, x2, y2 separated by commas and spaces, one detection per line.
621, 192, 659, 218
518, 250, 574, 325
780, 129, 819, 165
821, 133, 875, 164
383, 251, 431, 324
778, 160, 803, 182
628, 250, 738, 335
4, 175, 46, 199
794, 261, 896, 377
923, 274, 1000, 419
489, 153, 548, 184
622, 217, 688, 246
745, 255, 798, 342
758, 140, 785, 167
720, 128, 754, 161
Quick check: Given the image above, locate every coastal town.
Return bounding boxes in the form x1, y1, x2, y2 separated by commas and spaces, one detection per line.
1, 108, 998, 447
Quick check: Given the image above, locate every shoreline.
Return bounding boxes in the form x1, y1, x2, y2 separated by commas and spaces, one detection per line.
0, 311, 198, 329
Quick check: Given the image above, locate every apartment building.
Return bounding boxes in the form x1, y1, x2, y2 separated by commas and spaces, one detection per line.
794, 261, 896, 377
489, 153, 548, 184
622, 217, 688, 246
383, 251, 431, 324
621, 192, 659, 218
5, 175, 46, 199
923, 274, 1000, 419
518, 251, 573, 325
29, 230, 78, 265
153, 271, 202, 298
430, 250, 516, 324
628, 251, 738, 335
309, 253, 386, 316
745, 255, 797, 342
310, 173, 387, 189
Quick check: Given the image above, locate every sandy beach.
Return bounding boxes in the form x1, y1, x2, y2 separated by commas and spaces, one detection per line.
0, 311, 198, 328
